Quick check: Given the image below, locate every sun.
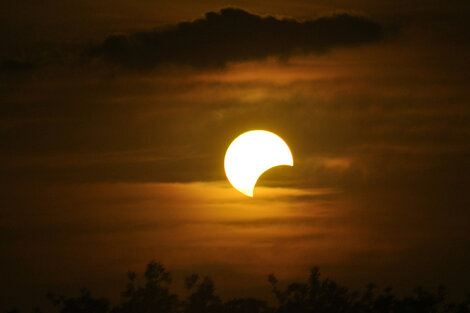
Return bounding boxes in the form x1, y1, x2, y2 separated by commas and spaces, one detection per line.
224, 130, 294, 197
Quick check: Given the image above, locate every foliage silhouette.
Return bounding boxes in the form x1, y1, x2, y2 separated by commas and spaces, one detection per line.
47, 288, 109, 313
5, 261, 470, 313
111, 261, 179, 313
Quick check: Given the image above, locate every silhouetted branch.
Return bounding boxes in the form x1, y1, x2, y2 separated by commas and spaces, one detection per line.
7, 261, 470, 313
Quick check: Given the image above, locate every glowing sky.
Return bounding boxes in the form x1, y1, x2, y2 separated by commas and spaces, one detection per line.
1, 1, 469, 311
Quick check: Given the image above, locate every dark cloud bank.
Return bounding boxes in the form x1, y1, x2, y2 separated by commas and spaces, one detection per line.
92, 8, 382, 69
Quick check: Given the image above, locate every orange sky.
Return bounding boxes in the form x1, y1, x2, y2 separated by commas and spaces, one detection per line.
1, 1, 470, 311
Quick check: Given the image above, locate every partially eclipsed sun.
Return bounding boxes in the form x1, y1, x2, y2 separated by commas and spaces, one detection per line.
224, 130, 294, 197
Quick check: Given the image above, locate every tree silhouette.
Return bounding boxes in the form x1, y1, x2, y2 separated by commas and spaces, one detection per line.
184, 276, 221, 313
223, 298, 272, 313
6, 261, 470, 313
111, 261, 179, 313
47, 288, 109, 313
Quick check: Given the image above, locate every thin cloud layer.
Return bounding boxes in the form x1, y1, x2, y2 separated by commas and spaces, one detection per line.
91, 8, 382, 69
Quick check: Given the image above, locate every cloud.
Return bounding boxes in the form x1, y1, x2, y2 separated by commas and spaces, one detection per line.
91, 8, 382, 69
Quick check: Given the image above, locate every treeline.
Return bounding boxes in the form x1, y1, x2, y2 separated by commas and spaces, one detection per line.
6, 261, 470, 313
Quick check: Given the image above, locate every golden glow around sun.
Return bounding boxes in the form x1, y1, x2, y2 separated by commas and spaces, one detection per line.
224, 130, 294, 197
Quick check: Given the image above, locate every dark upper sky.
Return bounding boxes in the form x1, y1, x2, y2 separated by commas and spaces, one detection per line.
1, 0, 470, 311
